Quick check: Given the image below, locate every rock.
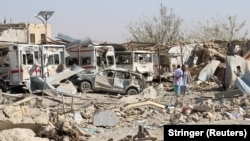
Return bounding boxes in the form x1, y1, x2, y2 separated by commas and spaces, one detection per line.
243, 111, 250, 118
241, 98, 250, 106
63, 136, 70, 141
142, 86, 158, 99
119, 95, 141, 104
190, 113, 200, 122
3, 106, 22, 118
230, 98, 241, 105
170, 113, 181, 124
0, 128, 49, 141
32, 112, 49, 124
193, 99, 214, 112
178, 115, 186, 123
57, 115, 66, 122
74, 112, 83, 124
93, 110, 119, 127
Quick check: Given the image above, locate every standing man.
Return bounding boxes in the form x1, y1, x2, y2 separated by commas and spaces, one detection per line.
181, 65, 192, 95
174, 64, 183, 96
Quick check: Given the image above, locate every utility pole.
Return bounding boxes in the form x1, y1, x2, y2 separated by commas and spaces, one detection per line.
34, 11, 54, 44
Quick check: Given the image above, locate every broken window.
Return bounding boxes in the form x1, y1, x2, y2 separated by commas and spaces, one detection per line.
22, 54, 27, 65
0, 50, 9, 67
81, 57, 91, 65
115, 53, 132, 64
134, 53, 152, 63
34, 51, 39, 64
27, 53, 34, 65
115, 71, 130, 79
67, 57, 78, 65
131, 73, 142, 80
107, 70, 115, 77
47, 54, 60, 65
97, 56, 106, 67
98, 70, 108, 76
48, 54, 53, 65
54, 54, 59, 64
107, 56, 114, 65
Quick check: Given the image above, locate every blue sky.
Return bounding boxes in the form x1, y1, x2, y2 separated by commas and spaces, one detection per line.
1, 0, 250, 43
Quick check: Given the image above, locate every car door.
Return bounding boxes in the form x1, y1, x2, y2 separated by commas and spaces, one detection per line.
94, 69, 114, 91
113, 71, 131, 93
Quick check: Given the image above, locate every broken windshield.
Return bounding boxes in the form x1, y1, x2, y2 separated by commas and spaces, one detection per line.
134, 53, 152, 63
97, 55, 115, 67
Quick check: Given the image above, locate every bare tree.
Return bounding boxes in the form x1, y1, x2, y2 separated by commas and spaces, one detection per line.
189, 15, 248, 41
126, 3, 183, 43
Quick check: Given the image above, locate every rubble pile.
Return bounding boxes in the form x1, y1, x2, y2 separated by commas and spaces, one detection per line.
0, 83, 250, 141
0, 40, 250, 141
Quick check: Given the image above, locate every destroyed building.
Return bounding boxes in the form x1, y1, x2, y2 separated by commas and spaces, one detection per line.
0, 22, 51, 44
1, 24, 250, 140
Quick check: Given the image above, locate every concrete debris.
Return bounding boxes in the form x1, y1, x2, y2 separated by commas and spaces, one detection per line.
141, 86, 158, 99
214, 89, 243, 98
56, 80, 81, 97
225, 107, 245, 120
0, 128, 49, 141
198, 60, 220, 81
93, 110, 119, 127
122, 101, 165, 111
193, 99, 214, 112
3, 106, 23, 118
1, 41, 250, 140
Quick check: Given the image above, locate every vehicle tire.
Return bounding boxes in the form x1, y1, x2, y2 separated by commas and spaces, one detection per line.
126, 88, 138, 95
0, 80, 7, 92
79, 81, 92, 93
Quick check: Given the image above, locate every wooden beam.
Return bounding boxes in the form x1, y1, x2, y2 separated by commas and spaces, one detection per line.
12, 96, 36, 106
122, 100, 165, 111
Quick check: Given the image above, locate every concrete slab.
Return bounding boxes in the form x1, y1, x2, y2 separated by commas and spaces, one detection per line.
93, 110, 119, 127
198, 60, 220, 81
214, 89, 243, 98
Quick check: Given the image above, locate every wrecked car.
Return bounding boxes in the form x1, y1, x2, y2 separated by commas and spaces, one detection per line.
69, 68, 146, 95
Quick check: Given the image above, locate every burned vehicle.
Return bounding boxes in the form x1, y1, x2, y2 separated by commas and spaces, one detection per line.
69, 68, 146, 95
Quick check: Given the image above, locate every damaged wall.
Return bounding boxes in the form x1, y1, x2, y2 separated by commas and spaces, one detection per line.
0, 28, 28, 43
167, 44, 197, 69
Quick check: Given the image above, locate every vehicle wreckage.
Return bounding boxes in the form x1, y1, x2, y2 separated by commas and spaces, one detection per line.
0, 41, 146, 96
0, 42, 84, 96
68, 68, 146, 95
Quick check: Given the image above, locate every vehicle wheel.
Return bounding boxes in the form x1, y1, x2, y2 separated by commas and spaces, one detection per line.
79, 81, 92, 93
0, 81, 7, 92
126, 88, 138, 95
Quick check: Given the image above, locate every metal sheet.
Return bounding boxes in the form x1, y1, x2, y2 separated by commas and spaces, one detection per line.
198, 60, 220, 81
46, 64, 84, 85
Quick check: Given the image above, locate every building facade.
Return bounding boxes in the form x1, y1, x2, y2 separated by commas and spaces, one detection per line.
0, 23, 51, 44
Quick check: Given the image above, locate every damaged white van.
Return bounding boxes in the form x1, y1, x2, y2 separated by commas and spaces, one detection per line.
115, 50, 154, 82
